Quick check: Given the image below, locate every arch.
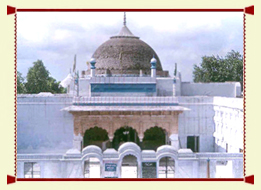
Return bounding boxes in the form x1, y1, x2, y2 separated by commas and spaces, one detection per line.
112, 126, 140, 150
118, 151, 141, 178
81, 145, 103, 178
120, 155, 138, 178
82, 156, 102, 178
156, 145, 178, 159
158, 156, 175, 178
156, 145, 177, 178
117, 142, 142, 178
83, 126, 109, 150
142, 126, 167, 150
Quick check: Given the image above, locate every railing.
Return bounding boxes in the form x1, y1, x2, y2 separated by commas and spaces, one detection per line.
17, 154, 63, 160
195, 153, 243, 160
73, 96, 179, 105
94, 74, 151, 77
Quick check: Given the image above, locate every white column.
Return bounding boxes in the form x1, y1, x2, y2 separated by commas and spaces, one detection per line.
140, 69, 143, 77
91, 68, 95, 77
150, 57, 157, 78
209, 160, 216, 178
17, 162, 25, 178
73, 133, 83, 151
151, 68, 156, 78
232, 159, 243, 178
169, 134, 179, 150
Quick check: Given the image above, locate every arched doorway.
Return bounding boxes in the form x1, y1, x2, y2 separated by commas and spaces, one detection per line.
84, 157, 101, 178
121, 155, 138, 178
112, 126, 140, 150
158, 157, 175, 178
143, 126, 167, 150
83, 127, 109, 150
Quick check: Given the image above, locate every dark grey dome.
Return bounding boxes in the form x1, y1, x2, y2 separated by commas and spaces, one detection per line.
92, 25, 163, 75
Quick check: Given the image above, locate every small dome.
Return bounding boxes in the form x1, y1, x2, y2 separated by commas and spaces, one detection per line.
90, 58, 96, 64
150, 57, 157, 64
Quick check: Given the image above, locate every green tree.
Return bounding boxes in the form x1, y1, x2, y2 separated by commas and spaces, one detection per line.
25, 60, 65, 94
47, 77, 66, 94
193, 50, 243, 85
17, 71, 26, 94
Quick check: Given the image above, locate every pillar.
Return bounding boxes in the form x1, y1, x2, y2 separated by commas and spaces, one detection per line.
17, 162, 25, 178
169, 134, 179, 150
232, 159, 243, 178
150, 56, 157, 78
138, 135, 144, 143
209, 159, 216, 178
109, 136, 113, 142
73, 133, 83, 151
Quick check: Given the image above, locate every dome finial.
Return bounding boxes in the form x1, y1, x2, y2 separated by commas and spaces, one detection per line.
123, 12, 126, 26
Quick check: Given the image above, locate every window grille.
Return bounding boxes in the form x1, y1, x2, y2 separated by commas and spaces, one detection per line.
24, 162, 40, 178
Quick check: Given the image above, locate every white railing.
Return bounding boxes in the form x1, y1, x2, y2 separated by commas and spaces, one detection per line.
73, 96, 179, 104
17, 154, 63, 160
195, 153, 243, 159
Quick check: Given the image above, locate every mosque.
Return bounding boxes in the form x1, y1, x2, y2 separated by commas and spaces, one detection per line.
17, 14, 243, 178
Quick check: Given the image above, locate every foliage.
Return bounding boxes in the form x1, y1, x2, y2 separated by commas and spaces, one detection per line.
23, 60, 65, 94
142, 127, 165, 150
17, 71, 26, 93
47, 77, 66, 94
112, 126, 140, 150
193, 50, 243, 85
83, 126, 109, 147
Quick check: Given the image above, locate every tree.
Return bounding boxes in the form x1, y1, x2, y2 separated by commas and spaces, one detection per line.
17, 71, 26, 94
25, 60, 65, 94
47, 77, 66, 94
193, 50, 243, 86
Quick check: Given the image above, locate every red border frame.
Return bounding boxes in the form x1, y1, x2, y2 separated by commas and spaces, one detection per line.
7, 5, 254, 185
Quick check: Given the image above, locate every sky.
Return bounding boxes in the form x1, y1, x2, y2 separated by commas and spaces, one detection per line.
17, 12, 243, 82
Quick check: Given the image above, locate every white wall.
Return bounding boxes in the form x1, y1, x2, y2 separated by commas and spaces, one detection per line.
17, 151, 243, 178
156, 78, 173, 96
17, 94, 243, 155
178, 96, 215, 152
17, 94, 74, 153
213, 97, 243, 153
178, 96, 243, 153
181, 82, 241, 97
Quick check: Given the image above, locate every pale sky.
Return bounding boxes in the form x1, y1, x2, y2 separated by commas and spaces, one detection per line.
17, 12, 243, 82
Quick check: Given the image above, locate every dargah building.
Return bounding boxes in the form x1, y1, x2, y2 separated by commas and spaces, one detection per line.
17, 14, 243, 179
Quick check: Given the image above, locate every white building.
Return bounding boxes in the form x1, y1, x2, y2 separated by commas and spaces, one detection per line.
17, 15, 243, 179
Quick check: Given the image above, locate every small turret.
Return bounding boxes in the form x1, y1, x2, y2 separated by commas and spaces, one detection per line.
90, 58, 96, 77
150, 56, 157, 78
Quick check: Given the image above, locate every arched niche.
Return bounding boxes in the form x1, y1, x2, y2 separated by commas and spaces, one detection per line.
81, 145, 103, 178
112, 126, 140, 150
118, 142, 142, 178
156, 145, 178, 178
142, 126, 167, 150
83, 126, 109, 150
120, 155, 138, 178
158, 156, 175, 178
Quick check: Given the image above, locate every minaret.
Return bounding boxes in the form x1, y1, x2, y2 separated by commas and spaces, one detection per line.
90, 58, 96, 77
150, 55, 157, 78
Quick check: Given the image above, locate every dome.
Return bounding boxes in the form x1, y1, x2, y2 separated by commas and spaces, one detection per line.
92, 24, 163, 75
